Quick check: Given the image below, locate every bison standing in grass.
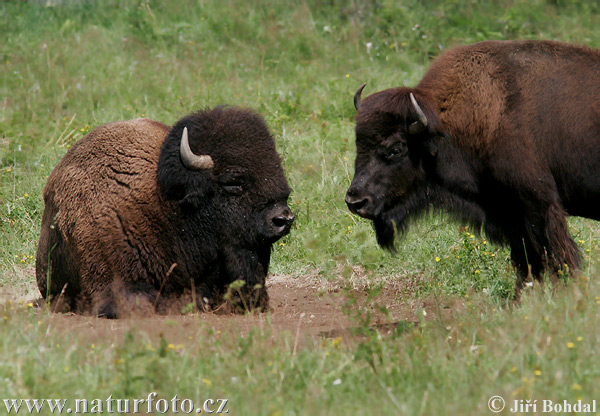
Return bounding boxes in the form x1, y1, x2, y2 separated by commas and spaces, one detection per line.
346, 40, 600, 291
36, 106, 294, 317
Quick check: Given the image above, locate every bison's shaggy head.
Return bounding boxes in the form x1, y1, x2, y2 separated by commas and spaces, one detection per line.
346, 85, 446, 249
158, 107, 294, 250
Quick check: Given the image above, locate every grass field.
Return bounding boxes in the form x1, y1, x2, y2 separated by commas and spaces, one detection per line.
1, 0, 600, 414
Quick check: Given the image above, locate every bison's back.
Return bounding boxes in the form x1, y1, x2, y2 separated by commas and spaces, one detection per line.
419, 40, 600, 147
418, 40, 600, 218
36, 119, 171, 312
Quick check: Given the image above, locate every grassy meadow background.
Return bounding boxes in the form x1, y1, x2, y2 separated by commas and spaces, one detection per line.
1, 0, 599, 414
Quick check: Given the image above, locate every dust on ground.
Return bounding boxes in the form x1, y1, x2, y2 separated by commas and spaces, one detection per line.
2, 267, 464, 346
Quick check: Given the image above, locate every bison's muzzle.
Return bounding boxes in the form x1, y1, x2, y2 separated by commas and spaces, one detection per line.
263, 203, 295, 241
345, 188, 376, 219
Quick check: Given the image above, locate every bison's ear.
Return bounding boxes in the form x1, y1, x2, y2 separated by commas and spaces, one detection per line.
180, 184, 215, 209
424, 137, 439, 157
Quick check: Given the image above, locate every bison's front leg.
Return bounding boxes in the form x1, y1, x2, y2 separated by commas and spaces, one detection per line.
510, 238, 544, 294
219, 246, 271, 313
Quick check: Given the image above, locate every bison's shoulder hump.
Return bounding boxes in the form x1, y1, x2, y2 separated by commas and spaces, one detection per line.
87, 118, 170, 149
58, 118, 170, 164
44, 118, 170, 202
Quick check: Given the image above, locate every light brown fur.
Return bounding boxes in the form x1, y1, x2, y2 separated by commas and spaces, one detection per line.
37, 119, 172, 313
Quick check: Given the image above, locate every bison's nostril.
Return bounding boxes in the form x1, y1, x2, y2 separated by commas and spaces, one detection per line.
272, 214, 294, 230
345, 193, 371, 215
346, 197, 368, 212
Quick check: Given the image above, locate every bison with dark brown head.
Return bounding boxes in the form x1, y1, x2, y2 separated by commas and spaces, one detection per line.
36, 106, 294, 317
346, 40, 600, 291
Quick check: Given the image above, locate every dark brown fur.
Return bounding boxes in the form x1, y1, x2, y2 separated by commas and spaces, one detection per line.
346, 40, 600, 291
36, 107, 294, 317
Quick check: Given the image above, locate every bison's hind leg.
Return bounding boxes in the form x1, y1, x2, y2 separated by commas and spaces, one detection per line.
526, 202, 581, 280
512, 201, 582, 295
544, 203, 581, 274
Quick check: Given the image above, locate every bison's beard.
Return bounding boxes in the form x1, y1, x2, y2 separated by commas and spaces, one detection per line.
372, 187, 434, 251
373, 205, 408, 251
373, 184, 488, 252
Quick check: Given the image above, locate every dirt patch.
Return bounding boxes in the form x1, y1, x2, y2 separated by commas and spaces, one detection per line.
4, 272, 463, 346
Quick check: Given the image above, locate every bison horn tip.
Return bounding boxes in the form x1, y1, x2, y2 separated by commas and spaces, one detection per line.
409, 92, 428, 128
180, 126, 214, 170
354, 83, 367, 111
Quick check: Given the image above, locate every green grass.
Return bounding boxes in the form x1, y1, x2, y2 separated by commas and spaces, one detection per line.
1, 0, 600, 414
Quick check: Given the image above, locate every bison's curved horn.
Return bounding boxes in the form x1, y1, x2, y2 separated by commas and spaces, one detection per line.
354, 83, 367, 111
180, 127, 214, 170
408, 92, 428, 134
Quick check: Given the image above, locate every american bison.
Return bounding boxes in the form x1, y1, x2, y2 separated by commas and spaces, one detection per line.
346, 40, 600, 291
36, 106, 294, 317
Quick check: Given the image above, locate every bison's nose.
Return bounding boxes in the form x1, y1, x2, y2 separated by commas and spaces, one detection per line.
270, 207, 295, 236
345, 190, 372, 217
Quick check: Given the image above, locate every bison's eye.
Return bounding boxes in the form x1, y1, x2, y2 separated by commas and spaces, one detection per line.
221, 182, 243, 195
219, 176, 245, 195
386, 145, 406, 161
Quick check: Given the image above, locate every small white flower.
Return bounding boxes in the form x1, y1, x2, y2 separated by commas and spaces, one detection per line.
333, 378, 342, 386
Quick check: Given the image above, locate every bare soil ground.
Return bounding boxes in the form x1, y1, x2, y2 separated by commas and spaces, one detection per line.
1, 268, 463, 346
